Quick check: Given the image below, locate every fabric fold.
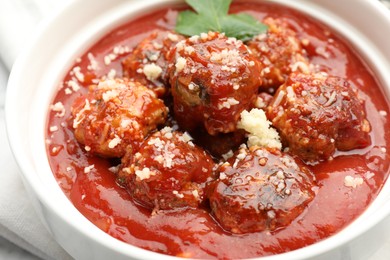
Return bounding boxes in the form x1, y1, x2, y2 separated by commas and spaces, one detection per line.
0, 110, 71, 259
0, 0, 71, 258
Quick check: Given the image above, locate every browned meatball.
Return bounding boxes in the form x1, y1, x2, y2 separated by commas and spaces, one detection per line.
247, 17, 310, 92
190, 128, 246, 159
207, 146, 316, 234
122, 30, 184, 97
117, 127, 215, 211
167, 31, 262, 135
71, 78, 168, 158
267, 73, 371, 162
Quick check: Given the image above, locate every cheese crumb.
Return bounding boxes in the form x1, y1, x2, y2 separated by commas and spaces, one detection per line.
107, 69, 116, 79
87, 52, 99, 71
344, 175, 364, 188
192, 189, 199, 198
64, 88, 72, 95
173, 190, 185, 198
167, 33, 179, 41
49, 126, 58, 132
185, 46, 195, 55
238, 108, 282, 149
135, 167, 155, 181
143, 63, 162, 81
102, 89, 119, 102
72, 66, 84, 82
67, 80, 80, 92
108, 135, 122, 149
73, 99, 91, 128
84, 164, 95, 173
50, 102, 66, 117
218, 97, 240, 109
267, 210, 276, 219
175, 57, 187, 73
108, 165, 120, 174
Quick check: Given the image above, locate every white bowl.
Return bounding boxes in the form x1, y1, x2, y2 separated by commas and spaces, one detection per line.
5, 0, 390, 259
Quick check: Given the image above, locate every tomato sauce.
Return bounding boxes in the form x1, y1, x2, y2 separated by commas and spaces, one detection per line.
46, 1, 390, 259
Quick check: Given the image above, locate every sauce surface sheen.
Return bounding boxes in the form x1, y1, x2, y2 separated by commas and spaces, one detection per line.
46, 1, 390, 258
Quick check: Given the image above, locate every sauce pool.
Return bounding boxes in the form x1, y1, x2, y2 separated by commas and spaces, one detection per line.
46, 1, 390, 259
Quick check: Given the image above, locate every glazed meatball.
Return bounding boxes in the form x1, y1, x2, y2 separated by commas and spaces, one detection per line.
207, 146, 316, 234
247, 17, 310, 91
118, 127, 215, 211
71, 78, 168, 158
122, 30, 184, 97
190, 128, 247, 159
267, 73, 371, 162
168, 31, 262, 135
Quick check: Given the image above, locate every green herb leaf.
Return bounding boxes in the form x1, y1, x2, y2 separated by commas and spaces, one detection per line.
175, 0, 267, 41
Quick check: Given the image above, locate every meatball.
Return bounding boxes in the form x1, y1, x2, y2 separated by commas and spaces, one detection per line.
118, 127, 215, 211
122, 30, 184, 97
247, 17, 310, 91
207, 146, 316, 234
168, 31, 262, 135
267, 73, 371, 162
71, 78, 168, 158
190, 128, 247, 159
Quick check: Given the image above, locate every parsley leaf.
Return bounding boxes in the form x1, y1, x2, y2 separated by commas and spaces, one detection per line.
175, 0, 267, 41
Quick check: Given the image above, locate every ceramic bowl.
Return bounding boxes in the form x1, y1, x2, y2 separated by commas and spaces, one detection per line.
6, 0, 390, 259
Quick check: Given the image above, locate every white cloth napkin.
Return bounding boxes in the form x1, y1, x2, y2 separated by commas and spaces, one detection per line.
0, 0, 71, 259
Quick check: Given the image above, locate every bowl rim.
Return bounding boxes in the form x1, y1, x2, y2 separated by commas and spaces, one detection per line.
5, 0, 390, 259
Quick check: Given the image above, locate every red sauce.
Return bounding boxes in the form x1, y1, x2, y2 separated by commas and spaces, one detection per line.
46, 1, 390, 259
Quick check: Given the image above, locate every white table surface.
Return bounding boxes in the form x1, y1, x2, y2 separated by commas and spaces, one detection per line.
1, 0, 390, 259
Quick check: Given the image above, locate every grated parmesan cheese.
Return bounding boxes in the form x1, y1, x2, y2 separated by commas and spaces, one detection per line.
175, 57, 187, 73
84, 164, 95, 173
64, 88, 72, 95
143, 63, 162, 81
107, 69, 117, 79
108, 135, 122, 149
102, 89, 119, 102
238, 108, 282, 149
72, 66, 84, 82
87, 52, 99, 71
344, 175, 364, 188
218, 97, 240, 109
192, 189, 199, 199
167, 33, 179, 41
173, 190, 184, 198
108, 165, 120, 174
73, 99, 91, 129
135, 167, 155, 181
67, 79, 80, 92
184, 46, 195, 55
50, 102, 66, 118
49, 126, 58, 132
